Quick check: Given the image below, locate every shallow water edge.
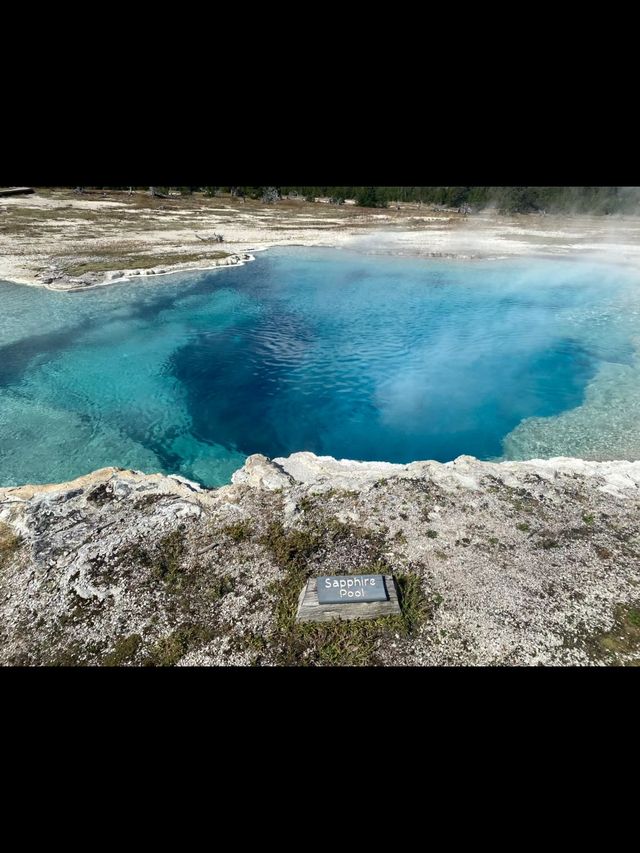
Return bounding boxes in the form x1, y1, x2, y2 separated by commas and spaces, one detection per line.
1, 247, 639, 489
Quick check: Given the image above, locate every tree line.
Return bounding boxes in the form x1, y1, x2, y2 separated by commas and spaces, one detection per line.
278, 187, 640, 214
71, 187, 640, 214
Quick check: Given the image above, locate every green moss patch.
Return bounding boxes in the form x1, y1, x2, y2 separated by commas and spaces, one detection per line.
395, 573, 431, 634
221, 520, 253, 542
597, 604, 640, 660
64, 251, 228, 276
275, 570, 430, 667
102, 634, 143, 666
286, 617, 402, 666
128, 530, 187, 588
208, 575, 236, 601
0, 521, 23, 570
145, 624, 217, 666
261, 513, 431, 664
152, 530, 187, 587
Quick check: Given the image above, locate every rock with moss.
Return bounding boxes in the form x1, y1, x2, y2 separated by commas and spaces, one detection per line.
1, 452, 639, 666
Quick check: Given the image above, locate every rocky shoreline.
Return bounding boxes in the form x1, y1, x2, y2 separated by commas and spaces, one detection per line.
1, 452, 639, 666
6, 189, 640, 290
36, 252, 255, 292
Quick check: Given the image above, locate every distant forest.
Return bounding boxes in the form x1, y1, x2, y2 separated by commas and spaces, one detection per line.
279, 187, 640, 214
79, 187, 640, 214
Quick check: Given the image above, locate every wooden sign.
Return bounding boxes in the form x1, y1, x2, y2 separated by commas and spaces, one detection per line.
296, 574, 401, 623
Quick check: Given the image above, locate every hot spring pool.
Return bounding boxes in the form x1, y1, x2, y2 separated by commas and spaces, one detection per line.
1, 247, 639, 487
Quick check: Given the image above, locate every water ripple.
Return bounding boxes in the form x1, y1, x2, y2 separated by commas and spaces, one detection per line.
1, 248, 639, 486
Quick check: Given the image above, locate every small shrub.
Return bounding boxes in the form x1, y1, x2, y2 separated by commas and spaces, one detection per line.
261, 522, 322, 574
292, 619, 395, 666
237, 632, 268, 653
222, 520, 253, 543
395, 573, 429, 635
209, 575, 236, 601
153, 530, 186, 586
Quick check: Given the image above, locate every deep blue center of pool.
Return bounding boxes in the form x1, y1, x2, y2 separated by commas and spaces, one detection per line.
0, 247, 638, 487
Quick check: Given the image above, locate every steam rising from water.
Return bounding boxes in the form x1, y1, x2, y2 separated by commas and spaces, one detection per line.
498, 256, 640, 460
0, 247, 639, 487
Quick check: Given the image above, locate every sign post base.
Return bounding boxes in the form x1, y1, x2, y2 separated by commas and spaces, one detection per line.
295, 575, 401, 624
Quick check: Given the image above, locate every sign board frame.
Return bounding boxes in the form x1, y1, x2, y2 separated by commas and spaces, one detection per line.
295, 574, 401, 623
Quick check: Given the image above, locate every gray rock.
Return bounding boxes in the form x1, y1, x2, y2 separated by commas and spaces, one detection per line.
231, 454, 294, 490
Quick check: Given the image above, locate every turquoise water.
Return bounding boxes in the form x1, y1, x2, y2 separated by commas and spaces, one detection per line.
1, 247, 639, 487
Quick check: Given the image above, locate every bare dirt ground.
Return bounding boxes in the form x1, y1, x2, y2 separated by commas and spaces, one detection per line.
4, 189, 640, 289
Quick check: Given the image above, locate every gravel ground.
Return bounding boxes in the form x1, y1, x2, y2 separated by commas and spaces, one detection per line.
1, 452, 638, 666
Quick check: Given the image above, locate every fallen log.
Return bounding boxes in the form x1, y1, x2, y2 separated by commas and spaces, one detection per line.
0, 187, 34, 197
